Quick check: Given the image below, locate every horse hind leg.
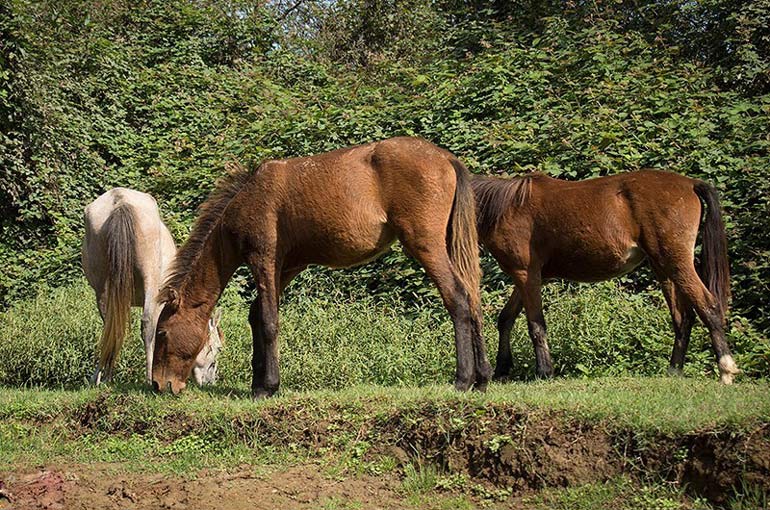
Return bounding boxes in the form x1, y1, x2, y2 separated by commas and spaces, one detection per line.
494, 288, 523, 381
659, 279, 695, 376
400, 235, 489, 391
665, 261, 738, 384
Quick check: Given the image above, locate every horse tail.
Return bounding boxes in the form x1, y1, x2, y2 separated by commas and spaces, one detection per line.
693, 180, 730, 315
448, 158, 482, 312
99, 203, 136, 377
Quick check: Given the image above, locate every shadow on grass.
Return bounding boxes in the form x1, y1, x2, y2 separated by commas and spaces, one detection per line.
106, 382, 253, 399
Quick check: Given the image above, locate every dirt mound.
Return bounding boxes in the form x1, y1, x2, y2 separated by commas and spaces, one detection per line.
65, 396, 770, 503
385, 408, 618, 490
632, 424, 770, 504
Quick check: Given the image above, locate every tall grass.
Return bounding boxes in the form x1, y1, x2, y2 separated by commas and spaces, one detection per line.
0, 277, 767, 389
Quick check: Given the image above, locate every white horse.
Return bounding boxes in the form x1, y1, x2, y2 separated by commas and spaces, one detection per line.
82, 188, 223, 385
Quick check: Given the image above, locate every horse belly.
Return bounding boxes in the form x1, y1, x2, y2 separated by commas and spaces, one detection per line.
297, 209, 397, 269
543, 243, 646, 282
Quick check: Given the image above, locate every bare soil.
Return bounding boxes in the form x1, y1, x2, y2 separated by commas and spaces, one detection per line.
0, 464, 475, 510
3, 399, 769, 508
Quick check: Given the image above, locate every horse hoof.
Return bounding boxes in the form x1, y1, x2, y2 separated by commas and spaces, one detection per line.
473, 381, 489, 393
454, 378, 473, 392
667, 367, 684, 377
493, 369, 512, 382
251, 387, 277, 400
718, 355, 740, 385
720, 374, 735, 385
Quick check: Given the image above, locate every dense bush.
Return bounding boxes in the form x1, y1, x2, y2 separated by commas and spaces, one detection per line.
1, 279, 766, 389
1, 0, 768, 340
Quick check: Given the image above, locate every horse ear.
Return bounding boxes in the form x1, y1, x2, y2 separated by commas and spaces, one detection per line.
166, 288, 181, 310
211, 308, 222, 327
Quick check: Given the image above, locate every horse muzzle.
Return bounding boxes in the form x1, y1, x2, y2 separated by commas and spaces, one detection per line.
151, 377, 186, 395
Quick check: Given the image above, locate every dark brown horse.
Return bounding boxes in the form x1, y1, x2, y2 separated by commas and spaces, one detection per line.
472, 169, 739, 384
152, 137, 493, 397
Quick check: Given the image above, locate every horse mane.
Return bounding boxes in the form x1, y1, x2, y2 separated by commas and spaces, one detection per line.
158, 163, 253, 302
471, 173, 537, 237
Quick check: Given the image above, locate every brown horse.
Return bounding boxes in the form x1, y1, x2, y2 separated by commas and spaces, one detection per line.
152, 137, 493, 397
472, 169, 739, 384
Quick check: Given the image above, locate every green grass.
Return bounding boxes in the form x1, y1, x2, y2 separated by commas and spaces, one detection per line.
1, 279, 768, 390
2, 377, 769, 435
1, 378, 767, 506
525, 477, 714, 510
402, 461, 440, 496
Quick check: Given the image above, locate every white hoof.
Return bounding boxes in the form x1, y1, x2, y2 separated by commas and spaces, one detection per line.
667, 366, 684, 377
718, 355, 740, 385
91, 368, 103, 386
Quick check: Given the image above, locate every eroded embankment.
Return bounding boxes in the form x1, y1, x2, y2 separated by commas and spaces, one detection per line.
58, 392, 770, 504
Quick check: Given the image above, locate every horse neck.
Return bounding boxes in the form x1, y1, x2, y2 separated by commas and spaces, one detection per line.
180, 225, 242, 318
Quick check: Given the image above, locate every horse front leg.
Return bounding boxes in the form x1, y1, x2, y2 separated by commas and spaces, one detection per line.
494, 288, 523, 381
515, 271, 553, 379
141, 297, 161, 384
248, 257, 297, 400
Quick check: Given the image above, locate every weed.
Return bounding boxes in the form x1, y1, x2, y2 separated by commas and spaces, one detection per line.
319, 497, 363, 510
471, 483, 512, 502
486, 434, 513, 453
730, 478, 769, 510
401, 461, 439, 496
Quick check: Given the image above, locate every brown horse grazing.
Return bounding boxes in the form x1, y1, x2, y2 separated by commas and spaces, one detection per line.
472, 169, 740, 384
152, 137, 493, 398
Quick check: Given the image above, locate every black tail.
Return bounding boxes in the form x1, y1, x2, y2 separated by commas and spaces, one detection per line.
694, 181, 730, 315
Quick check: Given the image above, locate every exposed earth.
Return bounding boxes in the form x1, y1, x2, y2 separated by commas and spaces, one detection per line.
1, 463, 495, 510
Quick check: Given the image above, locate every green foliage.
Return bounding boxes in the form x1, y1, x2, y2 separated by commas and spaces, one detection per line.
0, 0, 768, 340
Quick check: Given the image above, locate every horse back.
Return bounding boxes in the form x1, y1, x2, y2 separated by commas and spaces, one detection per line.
483, 170, 703, 280
225, 137, 460, 268
83, 188, 174, 300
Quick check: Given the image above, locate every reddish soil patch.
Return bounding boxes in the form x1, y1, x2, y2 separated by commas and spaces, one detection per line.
0, 464, 484, 510
0, 471, 65, 510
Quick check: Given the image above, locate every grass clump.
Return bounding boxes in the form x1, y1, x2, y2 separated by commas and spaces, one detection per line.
1, 278, 767, 390
528, 477, 713, 510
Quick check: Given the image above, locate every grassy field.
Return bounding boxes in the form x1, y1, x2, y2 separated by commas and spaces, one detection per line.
1, 378, 769, 509
2, 278, 768, 390
1, 281, 769, 508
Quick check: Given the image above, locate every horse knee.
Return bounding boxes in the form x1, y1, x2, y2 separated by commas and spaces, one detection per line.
497, 310, 512, 333
528, 320, 547, 341
261, 318, 279, 342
